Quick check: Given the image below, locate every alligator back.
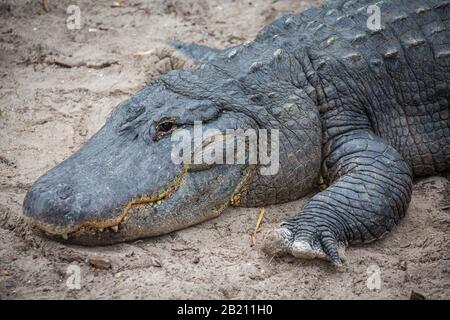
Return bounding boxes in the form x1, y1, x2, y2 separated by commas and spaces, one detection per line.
255, 0, 450, 176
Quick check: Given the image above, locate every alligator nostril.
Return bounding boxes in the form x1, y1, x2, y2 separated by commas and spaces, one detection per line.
56, 184, 73, 200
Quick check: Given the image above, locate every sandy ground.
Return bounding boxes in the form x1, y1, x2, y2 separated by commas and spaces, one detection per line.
0, 0, 449, 300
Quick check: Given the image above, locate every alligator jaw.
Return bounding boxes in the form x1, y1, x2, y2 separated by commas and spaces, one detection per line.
26, 166, 189, 243
26, 164, 253, 245
27, 191, 167, 242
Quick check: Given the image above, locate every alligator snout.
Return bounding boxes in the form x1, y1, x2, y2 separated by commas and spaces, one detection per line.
26, 182, 73, 219
56, 184, 73, 200
22, 112, 192, 244
24, 176, 94, 235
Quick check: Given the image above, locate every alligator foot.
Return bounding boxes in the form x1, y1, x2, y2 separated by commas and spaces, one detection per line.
261, 226, 346, 267
262, 132, 413, 267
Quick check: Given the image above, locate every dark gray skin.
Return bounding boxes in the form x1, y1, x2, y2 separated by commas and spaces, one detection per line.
24, 0, 450, 265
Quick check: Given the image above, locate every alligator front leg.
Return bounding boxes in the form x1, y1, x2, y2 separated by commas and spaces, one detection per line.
263, 130, 413, 266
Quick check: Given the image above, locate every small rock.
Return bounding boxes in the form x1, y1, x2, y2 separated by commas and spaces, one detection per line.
111, 0, 125, 7
249, 274, 264, 281
59, 252, 85, 263
399, 260, 407, 271
283, 255, 296, 264
88, 256, 111, 270
0, 268, 11, 276
220, 288, 232, 299
192, 257, 200, 264
151, 258, 162, 268
410, 290, 426, 300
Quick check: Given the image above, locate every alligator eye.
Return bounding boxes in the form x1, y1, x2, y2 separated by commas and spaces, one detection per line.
156, 119, 177, 135
159, 122, 174, 132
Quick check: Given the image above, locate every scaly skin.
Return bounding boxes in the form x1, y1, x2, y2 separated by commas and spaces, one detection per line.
260, 0, 450, 264
24, 0, 449, 266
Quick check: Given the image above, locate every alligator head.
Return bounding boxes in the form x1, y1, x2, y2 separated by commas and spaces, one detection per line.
23, 52, 322, 245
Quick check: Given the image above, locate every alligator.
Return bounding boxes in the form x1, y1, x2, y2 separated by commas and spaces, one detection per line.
23, 0, 450, 265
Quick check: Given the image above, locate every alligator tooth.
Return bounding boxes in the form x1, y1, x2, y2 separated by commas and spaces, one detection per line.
98, 228, 104, 233
110, 225, 119, 233
62, 233, 68, 240
156, 200, 162, 205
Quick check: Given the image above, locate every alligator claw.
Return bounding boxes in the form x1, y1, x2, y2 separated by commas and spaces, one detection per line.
319, 230, 343, 266
261, 227, 346, 267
